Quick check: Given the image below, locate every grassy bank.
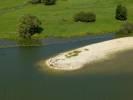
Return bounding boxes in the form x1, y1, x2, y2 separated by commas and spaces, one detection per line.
0, 0, 133, 40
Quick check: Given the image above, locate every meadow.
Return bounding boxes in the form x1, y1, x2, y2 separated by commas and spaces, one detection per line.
0, 0, 133, 40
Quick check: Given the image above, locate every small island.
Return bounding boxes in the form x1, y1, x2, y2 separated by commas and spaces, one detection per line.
41, 37, 133, 71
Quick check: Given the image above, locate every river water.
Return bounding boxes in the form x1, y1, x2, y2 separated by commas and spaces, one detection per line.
0, 34, 133, 100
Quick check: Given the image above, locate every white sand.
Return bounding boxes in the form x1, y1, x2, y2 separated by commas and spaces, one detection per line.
45, 37, 133, 71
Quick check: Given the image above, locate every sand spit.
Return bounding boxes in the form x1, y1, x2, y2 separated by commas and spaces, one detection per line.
44, 37, 133, 71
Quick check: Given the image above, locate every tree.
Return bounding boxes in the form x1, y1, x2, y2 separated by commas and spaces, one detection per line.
115, 4, 127, 21
18, 15, 42, 39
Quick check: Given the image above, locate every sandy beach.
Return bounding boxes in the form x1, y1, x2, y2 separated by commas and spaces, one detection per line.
43, 37, 133, 71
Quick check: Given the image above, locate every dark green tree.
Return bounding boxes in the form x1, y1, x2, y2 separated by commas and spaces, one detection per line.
115, 4, 127, 21
18, 15, 42, 39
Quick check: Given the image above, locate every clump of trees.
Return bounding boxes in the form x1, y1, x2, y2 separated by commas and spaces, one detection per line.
115, 4, 127, 21
74, 11, 96, 22
30, 0, 56, 5
18, 15, 42, 39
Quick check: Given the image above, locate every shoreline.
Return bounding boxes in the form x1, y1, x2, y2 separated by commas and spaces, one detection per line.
44, 37, 133, 71
0, 33, 115, 48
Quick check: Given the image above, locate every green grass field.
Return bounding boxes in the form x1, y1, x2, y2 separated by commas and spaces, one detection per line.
0, 0, 133, 40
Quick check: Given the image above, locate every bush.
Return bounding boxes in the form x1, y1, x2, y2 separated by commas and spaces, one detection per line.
30, 0, 41, 4
18, 15, 42, 39
30, 0, 56, 5
42, 0, 56, 5
74, 12, 96, 22
115, 4, 127, 21
117, 22, 133, 36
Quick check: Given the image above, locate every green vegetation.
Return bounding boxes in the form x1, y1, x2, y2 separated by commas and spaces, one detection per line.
30, 0, 41, 4
0, 0, 133, 40
43, 0, 56, 5
30, 0, 56, 5
18, 14, 42, 39
115, 4, 127, 21
117, 22, 133, 36
74, 12, 96, 22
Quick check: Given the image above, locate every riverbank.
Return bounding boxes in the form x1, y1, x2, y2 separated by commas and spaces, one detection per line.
44, 37, 133, 71
0, 33, 115, 48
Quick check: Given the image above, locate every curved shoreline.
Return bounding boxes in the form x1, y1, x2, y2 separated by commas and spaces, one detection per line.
44, 37, 133, 71
0, 33, 114, 48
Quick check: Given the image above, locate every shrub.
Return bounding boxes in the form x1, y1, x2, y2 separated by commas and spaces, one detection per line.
30, 0, 56, 5
30, 0, 41, 4
42, 0, 56, 5
18, 15, 42, 39
117, 22, 133, 36
115, 4, 127, 21
74, 12, 96, 22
